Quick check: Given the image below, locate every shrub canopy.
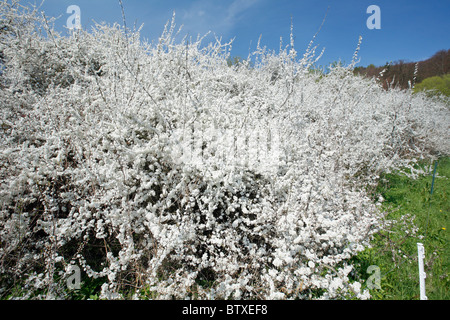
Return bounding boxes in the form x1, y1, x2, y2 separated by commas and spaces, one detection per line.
0, 1, 449, 299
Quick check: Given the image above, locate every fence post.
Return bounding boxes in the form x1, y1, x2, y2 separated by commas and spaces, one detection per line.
417, 243, 427, 300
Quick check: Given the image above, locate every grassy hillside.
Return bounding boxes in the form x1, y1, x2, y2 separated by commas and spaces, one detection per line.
352, 157, 449, 299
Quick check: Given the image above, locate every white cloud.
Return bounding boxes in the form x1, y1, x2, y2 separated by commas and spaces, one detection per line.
179, 0, 261, 37
227, 0, 260, 22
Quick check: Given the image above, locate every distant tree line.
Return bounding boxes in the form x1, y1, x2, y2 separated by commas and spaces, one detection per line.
354, 49, 450, 92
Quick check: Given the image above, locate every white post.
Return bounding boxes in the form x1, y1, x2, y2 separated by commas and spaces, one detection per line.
417, 243, 427, 300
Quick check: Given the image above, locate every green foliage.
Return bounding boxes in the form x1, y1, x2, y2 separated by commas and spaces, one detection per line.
414, 74, 450, 97
325, 60, 345, 74
67, 276, 106, 300
352, 157, 450, 300
227, 56, 243, 67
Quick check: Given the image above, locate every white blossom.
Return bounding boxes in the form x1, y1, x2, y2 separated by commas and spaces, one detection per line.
0, 1, 448, 300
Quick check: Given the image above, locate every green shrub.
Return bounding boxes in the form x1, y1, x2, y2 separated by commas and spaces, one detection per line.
414, 74, 450, 97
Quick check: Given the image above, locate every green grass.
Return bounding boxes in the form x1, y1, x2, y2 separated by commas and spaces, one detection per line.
352, 156, 449, 300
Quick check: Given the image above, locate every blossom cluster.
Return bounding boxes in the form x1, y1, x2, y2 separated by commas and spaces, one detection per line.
0, 2, 448, 299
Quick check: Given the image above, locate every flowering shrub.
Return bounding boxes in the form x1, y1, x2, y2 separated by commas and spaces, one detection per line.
0, 2, 448, 299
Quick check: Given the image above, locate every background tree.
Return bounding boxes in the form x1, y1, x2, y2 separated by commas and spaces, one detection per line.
353, 49, 450, 90
413, 74, 450, 97
227, 55, 243, 67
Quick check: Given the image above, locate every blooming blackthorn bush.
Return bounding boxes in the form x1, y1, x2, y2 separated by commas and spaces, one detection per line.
0, 1, 448, 299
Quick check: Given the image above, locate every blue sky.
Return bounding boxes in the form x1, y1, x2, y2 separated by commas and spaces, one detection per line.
38, 0, 450, 68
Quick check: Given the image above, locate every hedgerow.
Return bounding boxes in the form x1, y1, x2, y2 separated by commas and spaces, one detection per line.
0, 1, 448, 299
